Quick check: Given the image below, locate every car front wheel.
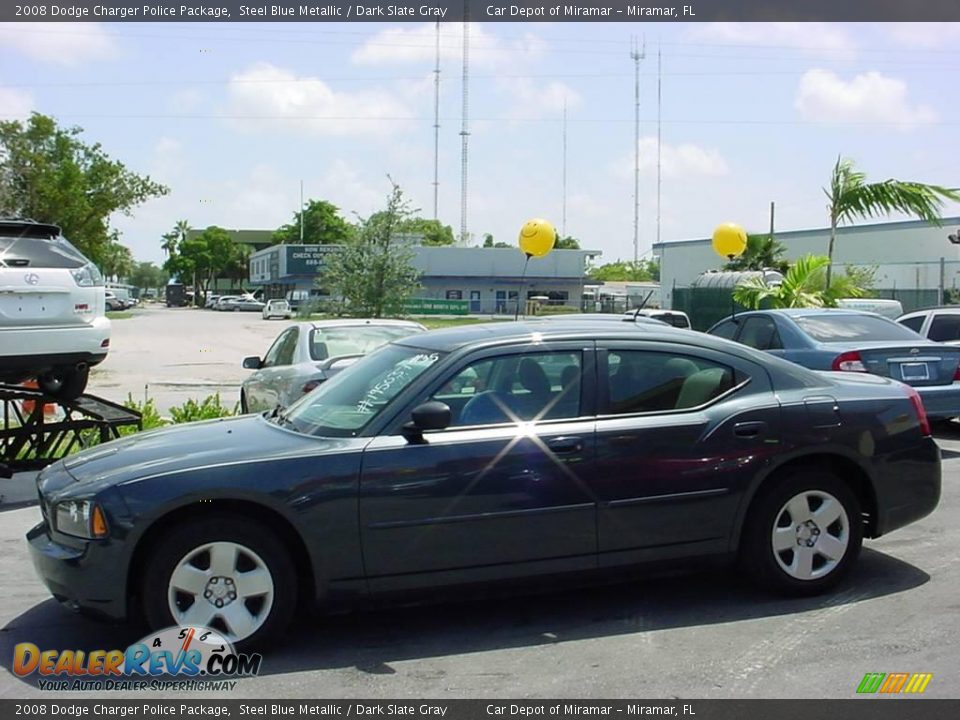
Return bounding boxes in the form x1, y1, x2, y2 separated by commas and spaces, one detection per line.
740, 470, 862, 596
141, 515, 296, 650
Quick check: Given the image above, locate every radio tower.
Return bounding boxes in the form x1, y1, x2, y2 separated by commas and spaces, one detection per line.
433, 21, 441, 220
631, 37, 645, 265
459, 6, 470, 245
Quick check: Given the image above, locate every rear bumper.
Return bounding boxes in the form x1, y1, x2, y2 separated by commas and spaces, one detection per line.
914, 383, 960, 418
0, 317, 110, 374
873, 436, 941, 537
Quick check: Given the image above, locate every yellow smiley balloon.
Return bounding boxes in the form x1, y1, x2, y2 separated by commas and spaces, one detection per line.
711, 222, 747, 259
518, 218, 557, 258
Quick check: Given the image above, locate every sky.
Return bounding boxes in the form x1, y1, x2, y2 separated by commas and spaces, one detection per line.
2, 21, 960, 266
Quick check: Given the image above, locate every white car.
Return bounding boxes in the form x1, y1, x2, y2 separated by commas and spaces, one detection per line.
897, 306, 960, 345
262, 299, 292, 320
623, 308, 692, 329
0, 219, 110, 399
240, 319, 426, 413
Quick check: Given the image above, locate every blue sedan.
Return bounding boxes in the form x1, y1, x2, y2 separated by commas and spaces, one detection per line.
708, 308, 960, 418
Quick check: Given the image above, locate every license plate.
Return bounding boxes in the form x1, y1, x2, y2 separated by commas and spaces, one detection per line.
901, 362, 930, 381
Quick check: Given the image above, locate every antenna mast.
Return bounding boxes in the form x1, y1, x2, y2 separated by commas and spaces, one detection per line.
433, 21, 441, 220
562, 98, 568, 238
459, 7, 470, 244
656, 43, 662, 249
631, 37, 645, 265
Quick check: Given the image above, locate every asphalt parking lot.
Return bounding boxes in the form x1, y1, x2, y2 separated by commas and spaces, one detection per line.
0, 307, 958, 699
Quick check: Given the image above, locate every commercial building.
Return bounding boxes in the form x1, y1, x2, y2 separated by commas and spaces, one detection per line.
654, 217, 960, 309
248, 244, 601, 314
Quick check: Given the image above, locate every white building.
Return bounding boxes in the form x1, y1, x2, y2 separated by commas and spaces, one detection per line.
654, 217, 960, 309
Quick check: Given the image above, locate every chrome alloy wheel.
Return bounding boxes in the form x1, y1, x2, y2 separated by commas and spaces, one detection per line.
167, 541, 275, 643
771, 490, 850, 581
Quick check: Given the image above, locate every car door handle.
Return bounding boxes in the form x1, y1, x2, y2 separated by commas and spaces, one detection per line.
733, 421, 767, 438
545, 436, 584, 455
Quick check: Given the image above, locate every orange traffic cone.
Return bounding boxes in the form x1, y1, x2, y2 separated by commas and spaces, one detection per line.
21, 380, 58, 420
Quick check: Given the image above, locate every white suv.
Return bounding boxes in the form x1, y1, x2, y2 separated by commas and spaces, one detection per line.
897, 306, 960, 345
0, 219, 110, 399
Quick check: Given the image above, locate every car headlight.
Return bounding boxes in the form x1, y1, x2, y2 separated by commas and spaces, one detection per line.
71, 262, 104, 287
55, 500, 109, 539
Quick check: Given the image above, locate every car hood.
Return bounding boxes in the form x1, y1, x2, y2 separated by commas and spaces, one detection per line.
49, 414, 346, 493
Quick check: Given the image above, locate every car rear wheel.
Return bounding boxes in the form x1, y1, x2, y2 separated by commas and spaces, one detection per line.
37, 366, 89, 400
141, 515, 296, 650
740, 470, 862, 596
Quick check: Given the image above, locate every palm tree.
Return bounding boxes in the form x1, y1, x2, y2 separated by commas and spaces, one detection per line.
161, 219, 191, 257
824, 157, 960, 287
733, 254, 865, 310
724, 233, 789, 274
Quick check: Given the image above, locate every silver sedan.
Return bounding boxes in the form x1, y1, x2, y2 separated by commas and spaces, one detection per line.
240, 318, 427, 413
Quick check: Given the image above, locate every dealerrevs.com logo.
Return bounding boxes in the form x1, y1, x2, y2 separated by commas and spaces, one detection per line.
856, 672, 933, 694
13, 626, 262, 692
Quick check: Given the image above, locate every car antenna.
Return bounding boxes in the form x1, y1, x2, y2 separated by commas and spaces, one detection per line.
633, 290, 653, 319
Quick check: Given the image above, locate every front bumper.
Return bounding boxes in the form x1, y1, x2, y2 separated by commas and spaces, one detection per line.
26, 521, 129, 621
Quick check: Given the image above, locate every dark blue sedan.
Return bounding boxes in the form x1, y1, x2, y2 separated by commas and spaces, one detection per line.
708, 308, 960, 418
28, 320, 940, 648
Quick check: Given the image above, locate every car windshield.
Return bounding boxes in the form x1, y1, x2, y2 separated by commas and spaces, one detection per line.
309, 325, 422, 361
0, 233, 90, 269
795, 314, 922, 342
280, 344, 444, 436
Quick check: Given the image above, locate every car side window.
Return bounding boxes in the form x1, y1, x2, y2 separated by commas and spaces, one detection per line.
897, 315, 924, 333
262, 329, 293, 368
710, 320, 739, 340
737, 316, 783, 350
605, 350, 739, 414
430, 351, 582, 427
928, 314, 960, 342
275, 328, 300, 366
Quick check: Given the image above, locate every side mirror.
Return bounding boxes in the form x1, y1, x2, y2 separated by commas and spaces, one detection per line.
401, 401, 451, 443
242, 356, 262, 370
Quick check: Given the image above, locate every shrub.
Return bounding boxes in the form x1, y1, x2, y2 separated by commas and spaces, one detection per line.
168, 393, 238, 423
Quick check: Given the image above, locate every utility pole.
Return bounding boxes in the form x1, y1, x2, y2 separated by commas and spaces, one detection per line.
656, 44, 662, 249
561, 98, 568, 238
432, 21, 441, 220
299, 179, 304, 244
459, 6, 470, 245
769, 201, 775, 243
631, 37, 645, 266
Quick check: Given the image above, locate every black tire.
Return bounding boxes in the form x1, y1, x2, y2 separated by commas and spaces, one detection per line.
141, 515, 297, 651
38, 366, 89, 400
739, 469, 862, 597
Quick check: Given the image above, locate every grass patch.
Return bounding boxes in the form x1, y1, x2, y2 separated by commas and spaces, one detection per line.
106, 311, 133, 319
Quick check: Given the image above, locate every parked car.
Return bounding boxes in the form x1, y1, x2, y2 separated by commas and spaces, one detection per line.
214, 295, 240, 311
836, 298, 903, 320
623, 308, 693, 329
897, 306, 960, 345
0, 219, 110, 399
204, 294, 221, 309
104, 291, 125, 312
707, 308, 960, 418
535, 312, 668, 326
240, 319, 426, 412
229, 297, 266, 313
29, 320, 940, 647
262, 299, 292, 320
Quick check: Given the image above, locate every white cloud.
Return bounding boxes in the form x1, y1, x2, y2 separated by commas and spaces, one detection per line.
226, 62, 413, 137
0, 23, 118, 66
0, 84, 33, 119
351, 23, 546, 68
497, 78, 580, 120
686, 22, 856, 56
615, 137, 729, 179
795, 69, 937, 129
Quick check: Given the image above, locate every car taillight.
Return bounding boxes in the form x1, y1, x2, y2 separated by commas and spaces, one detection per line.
302, 380, 322, 394
954, 364, 960, 382
904, 386, 931, 436
831, 351, 866, 372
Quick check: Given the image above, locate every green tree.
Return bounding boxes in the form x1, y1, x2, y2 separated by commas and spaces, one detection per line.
163, 225, 241, 304
400, 217, 456, 246
128, 261, 168, 291
272, 199, 355, 245
733, 254, 866, 309
100, 238, 135, 281
482, 233, 512, 249
825, 156, 960, 287
0, 113, 168, 264
724, 234, 789, 274
588, 259, 658, 282
323, 180, 421, 318
555, 235, 581, 250
161, 219, 189, 257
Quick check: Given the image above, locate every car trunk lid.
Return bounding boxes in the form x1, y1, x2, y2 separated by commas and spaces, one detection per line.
823, 341, 960, 386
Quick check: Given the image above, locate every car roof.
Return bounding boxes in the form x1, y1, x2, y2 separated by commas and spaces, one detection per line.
724, 308, 884, 320
306, 318, 426, 330
537, 313, 667, 325
900, 305, 960, 315
0, 218, 61, 237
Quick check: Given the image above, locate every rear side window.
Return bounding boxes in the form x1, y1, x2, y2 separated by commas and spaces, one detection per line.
709, 320, 739, 340
898, 315, 925, 333
0, 234, 90, 269
657, 313, 690, 328
605, 350, 740, 414
794, 315, 920, 342
738, 316, 783, 350
928, 314, 960, 342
